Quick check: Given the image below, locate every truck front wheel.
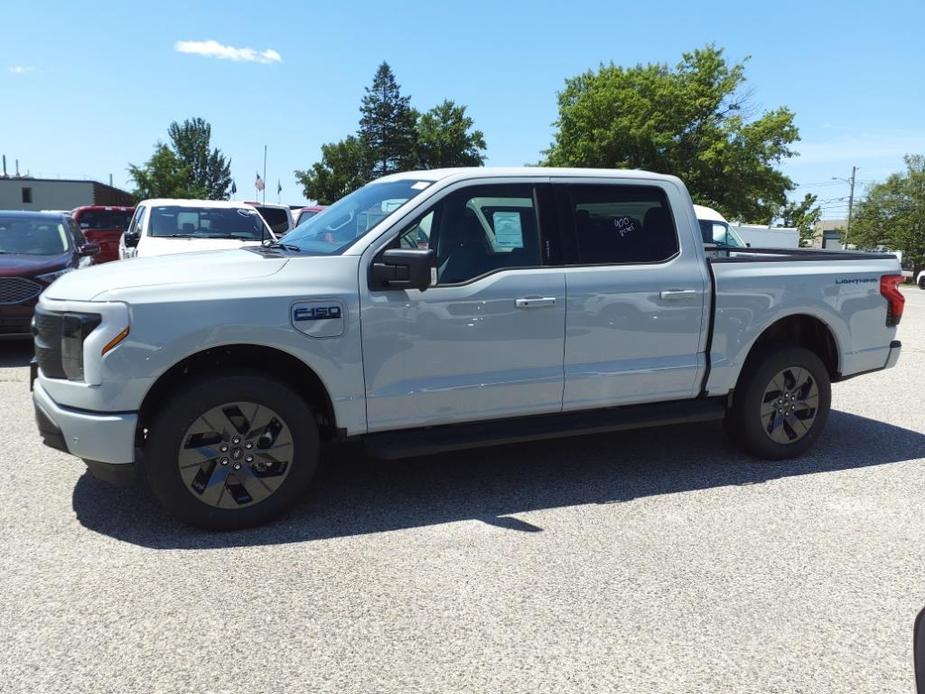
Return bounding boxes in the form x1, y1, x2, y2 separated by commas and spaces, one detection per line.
726, 346, 831, 460
143, 372, 319, 529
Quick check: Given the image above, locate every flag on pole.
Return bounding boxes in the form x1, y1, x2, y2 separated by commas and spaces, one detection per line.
230, 180, 237, 196
255, 172, 265, 192
277, 180, 282, 195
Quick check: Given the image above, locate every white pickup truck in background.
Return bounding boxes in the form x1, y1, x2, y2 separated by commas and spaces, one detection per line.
119, 199, 277, 259
32, 167, 905, 528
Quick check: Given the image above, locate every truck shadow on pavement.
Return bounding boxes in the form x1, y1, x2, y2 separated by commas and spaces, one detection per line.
72, 409, 925, 549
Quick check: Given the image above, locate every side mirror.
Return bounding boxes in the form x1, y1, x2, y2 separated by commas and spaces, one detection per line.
78, 242, 100, 257
123, 231, 140, 248
372, 248, 435, 291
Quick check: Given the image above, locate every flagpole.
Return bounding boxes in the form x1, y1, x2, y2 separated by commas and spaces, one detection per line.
262, 145, 267, 205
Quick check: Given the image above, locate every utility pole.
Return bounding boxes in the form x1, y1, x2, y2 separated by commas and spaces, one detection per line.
262, 145, 267, 205
833, 166, 858, 249
846, 165, 857, 248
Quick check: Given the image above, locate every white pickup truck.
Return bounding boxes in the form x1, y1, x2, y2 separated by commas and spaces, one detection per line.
31, 168, 905, 528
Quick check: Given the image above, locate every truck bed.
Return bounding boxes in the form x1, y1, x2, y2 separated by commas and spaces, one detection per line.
705, 248, 902, 396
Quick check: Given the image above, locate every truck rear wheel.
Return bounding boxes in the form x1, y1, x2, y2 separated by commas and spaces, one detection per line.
725, 346, 831, 460
143, 371, 319, 529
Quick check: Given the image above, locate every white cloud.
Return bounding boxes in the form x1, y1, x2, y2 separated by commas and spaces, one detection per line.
174, 39, 282, 64
8, 65, 34, 74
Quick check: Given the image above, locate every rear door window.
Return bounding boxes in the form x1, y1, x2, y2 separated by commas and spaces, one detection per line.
558, 184, 679, 265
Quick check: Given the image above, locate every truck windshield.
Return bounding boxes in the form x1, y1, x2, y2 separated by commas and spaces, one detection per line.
149, 206, 268, 240
281, 179, 431, 254
699, 220, 746, 248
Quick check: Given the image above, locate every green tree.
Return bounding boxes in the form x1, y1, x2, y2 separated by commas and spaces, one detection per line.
359, 62, 419, 177
167, 117, 233, 200
129, 117, 232, 200
415, 100, 486, 168
850, 155, 925, 276
778, 193, 822, 247
128, 143, 195, 200
295, 136, 370, 205
544, 45, 799, 222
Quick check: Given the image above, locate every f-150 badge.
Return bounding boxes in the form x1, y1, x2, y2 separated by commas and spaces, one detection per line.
291, 301, 345, 337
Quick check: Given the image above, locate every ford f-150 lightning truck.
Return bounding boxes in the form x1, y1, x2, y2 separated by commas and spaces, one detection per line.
31, 168, 905, 528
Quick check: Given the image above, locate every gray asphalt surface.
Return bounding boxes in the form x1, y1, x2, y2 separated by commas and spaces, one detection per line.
1, 290, 924, 694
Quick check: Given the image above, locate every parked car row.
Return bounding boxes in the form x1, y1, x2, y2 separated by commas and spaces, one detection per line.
0, 211, 100, 337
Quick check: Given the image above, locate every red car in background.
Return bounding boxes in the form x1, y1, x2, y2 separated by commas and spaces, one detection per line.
292, 205, 327, 227
72, 205, 134, 263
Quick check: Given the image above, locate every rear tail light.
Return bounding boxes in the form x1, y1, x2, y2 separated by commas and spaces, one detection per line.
880, 274, 905, 327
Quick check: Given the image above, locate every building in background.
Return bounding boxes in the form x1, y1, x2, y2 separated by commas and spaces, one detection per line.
813, 219, 848, 249
0, 177, 133, 211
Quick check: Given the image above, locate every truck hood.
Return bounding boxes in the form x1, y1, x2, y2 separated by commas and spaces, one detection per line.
0, 252, 72, 278
44, 249, 288, 301
139, 236, 265, 257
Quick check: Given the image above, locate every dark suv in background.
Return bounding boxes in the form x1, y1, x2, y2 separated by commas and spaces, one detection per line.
0, 211, 98, 337
72, 205, 133, 263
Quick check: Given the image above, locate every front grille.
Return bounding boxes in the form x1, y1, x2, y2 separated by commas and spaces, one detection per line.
33, 307, 66, 379
0, 277, 43, 305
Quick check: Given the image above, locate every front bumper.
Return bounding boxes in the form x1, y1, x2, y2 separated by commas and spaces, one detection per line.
32, 381, 137, 465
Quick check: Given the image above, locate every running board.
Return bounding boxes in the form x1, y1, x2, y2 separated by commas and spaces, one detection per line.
364, 397, 726, 460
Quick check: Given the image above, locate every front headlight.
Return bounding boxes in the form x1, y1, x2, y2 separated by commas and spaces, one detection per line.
61, 313, 102, 381
36, 267, 73, 284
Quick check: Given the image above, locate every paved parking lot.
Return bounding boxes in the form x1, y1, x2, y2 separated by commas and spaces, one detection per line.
1, 290, 924, 693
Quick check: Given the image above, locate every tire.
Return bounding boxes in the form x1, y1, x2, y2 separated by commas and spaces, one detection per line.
725, 345, 831, 460
918, 276, 925, 290
144, 371, 319, 529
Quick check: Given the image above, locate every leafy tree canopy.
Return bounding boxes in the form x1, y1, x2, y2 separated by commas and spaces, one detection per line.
416, 100, 486, 169
129, 117, 232, 200
296, 62, 487, 202
294, 136, 370, 206
850, 154, 925, 276
778, 193, 822, 247
544, 45, 799, 222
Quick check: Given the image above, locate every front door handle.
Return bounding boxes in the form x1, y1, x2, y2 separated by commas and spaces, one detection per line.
515, 297, 557, 309
659, 289, 699, 301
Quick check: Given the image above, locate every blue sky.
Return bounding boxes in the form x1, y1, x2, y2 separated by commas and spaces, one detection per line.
3, 0, 924, 218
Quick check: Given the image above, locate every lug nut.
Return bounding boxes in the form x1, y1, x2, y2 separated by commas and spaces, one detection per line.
245, 442, 253, 450
232, 436, 241, 444
245, 454, 254, 463
233, 463, 241, 470
220, 444, 228, 452
220, 457, 229, 466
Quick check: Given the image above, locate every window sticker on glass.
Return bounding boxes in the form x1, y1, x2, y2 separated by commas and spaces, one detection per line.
492, 211, 524, 249
411, 181, 431, 190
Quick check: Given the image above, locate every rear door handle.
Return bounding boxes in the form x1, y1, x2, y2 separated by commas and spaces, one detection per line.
659, 289, 699, 301
515, 297, 557, 308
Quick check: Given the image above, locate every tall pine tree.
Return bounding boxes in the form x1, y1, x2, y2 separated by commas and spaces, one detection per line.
359, 62, 418, 177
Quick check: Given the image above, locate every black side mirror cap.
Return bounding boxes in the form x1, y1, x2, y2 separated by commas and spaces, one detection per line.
78, 242, 100, 257
123, 232, 140, 248
372, 248, 435, 291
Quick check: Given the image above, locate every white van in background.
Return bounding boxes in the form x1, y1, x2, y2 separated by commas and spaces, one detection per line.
119, 199, 277, 259
694, 204, 748, 249
734, 223, 799, 249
